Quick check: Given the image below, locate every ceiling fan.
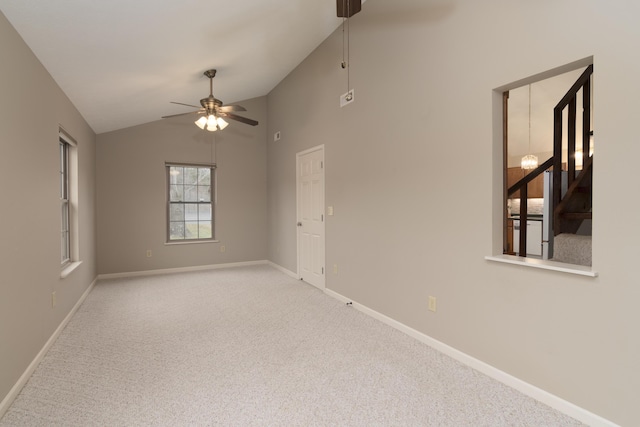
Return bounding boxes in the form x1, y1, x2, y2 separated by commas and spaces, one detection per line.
161, 69, 258, 131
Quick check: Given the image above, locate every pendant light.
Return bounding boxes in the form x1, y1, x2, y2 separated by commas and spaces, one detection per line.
521, 84, 538, 170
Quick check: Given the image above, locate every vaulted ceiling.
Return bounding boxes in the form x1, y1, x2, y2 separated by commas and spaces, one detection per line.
0, 1, 350, 134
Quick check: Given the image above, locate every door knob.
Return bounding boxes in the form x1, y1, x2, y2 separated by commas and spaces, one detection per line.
297, 222, 302, 227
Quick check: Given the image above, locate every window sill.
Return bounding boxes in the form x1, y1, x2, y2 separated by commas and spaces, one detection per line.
61, 261, 82, 279
164, 240, 220, 246
485, 255, 598, 277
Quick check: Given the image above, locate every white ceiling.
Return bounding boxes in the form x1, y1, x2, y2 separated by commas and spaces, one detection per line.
0, 0, 350, 134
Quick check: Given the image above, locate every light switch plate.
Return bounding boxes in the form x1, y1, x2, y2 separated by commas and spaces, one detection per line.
340, 89, 354, 107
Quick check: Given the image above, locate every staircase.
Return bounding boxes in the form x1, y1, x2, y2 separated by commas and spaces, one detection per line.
551, 65, 593, 266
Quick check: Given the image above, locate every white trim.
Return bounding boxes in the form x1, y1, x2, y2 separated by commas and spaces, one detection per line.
164, 240, 220, 246
485, 254, 598, 277
323, 287, 618, 427
97, 260, 268, 280
0, 277, 97, 419
268, 261, 299, 279
60, 261, 82, 279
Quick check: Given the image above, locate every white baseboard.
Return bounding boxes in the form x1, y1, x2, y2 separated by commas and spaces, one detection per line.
323, 288, 618, 427
267, 261, 299, 279
0, 277, 97, 419
97, 260, 269, 280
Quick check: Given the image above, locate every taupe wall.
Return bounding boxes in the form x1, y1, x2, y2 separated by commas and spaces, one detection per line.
96, 97, 268, 275
0, 11, 97, 406
267, 1, 639, 425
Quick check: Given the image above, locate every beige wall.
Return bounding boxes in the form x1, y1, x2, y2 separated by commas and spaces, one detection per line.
267, 1, 639, 425
0, 11, 97, 406
96, 97, 268, 275
2, 1, 639, 424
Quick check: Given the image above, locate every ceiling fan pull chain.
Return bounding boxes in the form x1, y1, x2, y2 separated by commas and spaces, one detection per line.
341, 0, 347, 69
340, 0, 351, 94
346, 0, 350, 92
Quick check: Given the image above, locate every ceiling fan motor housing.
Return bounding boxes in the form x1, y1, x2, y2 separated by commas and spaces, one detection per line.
200, 96, 223, 114
337, 0, 361, 17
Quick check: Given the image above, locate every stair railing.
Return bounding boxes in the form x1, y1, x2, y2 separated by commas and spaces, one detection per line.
507, 157, 554, 256
553, 65, 593, 235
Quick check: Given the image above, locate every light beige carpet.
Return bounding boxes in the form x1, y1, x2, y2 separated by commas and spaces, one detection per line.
0, 265, 584, 426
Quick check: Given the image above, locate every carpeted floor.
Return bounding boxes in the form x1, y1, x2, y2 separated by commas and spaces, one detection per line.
0, 265, 584, 426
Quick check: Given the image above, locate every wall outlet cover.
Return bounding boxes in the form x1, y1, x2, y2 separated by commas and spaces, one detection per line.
428, 296, 437, 312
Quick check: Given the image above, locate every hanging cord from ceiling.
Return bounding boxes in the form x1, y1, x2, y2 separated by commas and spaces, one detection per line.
341, 0, 351, 98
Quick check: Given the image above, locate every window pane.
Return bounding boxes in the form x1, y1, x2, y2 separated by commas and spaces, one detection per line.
61, 231, 69, 263
199, 204, 211, 221
184, 185, 197, 202
169, 166, 184, 184
170, 185, 183, 201
169, 204, 184, 221
198, 185, 211, 202
184, 167, 198, 185
199, 221, 212, 238
185, 221, 198, 239
59, 142, 69, 200
184, 204, 198, 221
198, 168, 211, 185
170, 222, 185, 240
61, 203, 69, 232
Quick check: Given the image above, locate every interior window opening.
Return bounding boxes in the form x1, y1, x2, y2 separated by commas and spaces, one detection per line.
504, 64, 593, 267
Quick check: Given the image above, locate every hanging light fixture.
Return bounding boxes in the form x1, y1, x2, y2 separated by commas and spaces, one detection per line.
521, 84, 538, 170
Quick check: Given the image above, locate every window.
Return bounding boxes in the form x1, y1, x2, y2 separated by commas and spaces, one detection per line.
60, 138, 70, 264
167, 164, 215, 241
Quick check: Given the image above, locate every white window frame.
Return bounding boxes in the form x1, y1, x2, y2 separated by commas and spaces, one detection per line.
166, 162, 217, 243
59, 129, 81, 277
60, 137, 71, 266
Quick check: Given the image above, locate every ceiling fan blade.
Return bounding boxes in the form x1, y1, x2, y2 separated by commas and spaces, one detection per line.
170, 101, 203, 109
219, 112, 259, 126
218, 105, 247, 113
161, 111, 203, 119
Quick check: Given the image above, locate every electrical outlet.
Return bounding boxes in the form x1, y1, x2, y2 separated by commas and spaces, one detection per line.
51, 291, 57, 308
333, 264, 338, 274
428, 296, 437, 312
146, 250, 152, 258
340, 89, 355, 107
220, 245, 226, 253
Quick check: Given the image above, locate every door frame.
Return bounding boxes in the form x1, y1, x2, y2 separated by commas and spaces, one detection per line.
296, 144, 325, 289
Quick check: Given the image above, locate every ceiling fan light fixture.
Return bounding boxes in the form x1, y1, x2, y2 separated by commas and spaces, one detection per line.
206, 115, 218, 131
195, 116, 207, 130
216, 117, 229, 130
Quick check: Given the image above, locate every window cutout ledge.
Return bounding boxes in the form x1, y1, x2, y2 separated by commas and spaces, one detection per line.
61, 261, 82, 279
485, 255, 597, 277
165, 240, 219, 246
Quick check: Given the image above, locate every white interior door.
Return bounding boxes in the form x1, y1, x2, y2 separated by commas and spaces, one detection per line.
297, 146, 325, 289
